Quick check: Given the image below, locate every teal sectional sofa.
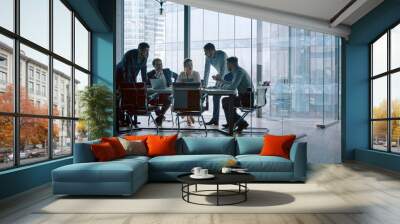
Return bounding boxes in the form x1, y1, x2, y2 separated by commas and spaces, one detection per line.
52, 136, 307, 196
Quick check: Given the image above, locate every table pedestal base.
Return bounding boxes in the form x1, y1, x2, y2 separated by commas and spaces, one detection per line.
181, 183, 249, 206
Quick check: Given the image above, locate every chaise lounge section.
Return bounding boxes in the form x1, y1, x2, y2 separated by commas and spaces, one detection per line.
52, 136, 307, 196
52, 141, 149, 196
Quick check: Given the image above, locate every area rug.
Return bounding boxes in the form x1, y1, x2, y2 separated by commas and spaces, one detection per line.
37, 183, 362, 214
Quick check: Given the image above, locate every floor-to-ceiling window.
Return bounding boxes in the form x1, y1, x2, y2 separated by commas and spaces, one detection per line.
188, 8, 341, 122
371, 23, 400, 153
123, 3, 341, 122
123, 3, 342, 162
0, 0, 91, 170
124, 0, 183, 75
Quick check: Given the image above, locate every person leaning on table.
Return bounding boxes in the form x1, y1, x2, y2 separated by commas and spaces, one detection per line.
177, 58, 201, 126
202, 43, 229, 126
215, 56, 254, 133
115, 42, 150, 127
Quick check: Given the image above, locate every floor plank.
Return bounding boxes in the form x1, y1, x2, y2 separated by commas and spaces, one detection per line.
1, 162, 400, 224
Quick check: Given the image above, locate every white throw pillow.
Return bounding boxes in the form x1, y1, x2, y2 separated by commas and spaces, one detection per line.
118, 137, 147, 156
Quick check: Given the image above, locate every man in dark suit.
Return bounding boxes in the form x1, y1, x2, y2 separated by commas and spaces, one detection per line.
146, 58, 178, 87
116, 42, 149, 86
116, 42, 149, 127
146, 58, 178, 126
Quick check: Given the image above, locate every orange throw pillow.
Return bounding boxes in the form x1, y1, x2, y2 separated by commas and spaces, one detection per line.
91, 142, 117, 162
260, 134, 296, 159
146, 134, 178, 157
101, 137, 127, 158
124, 135, 155, 141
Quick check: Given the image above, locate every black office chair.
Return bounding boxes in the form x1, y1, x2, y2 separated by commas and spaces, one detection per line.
233, 86, 268, 130
120, 83, 159, 134
172, 82, 208, 135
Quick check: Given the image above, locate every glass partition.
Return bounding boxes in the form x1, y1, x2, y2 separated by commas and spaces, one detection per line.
123, 1, 342, 162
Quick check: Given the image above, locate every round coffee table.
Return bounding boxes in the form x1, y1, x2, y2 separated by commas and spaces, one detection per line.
177, 173, 255, 206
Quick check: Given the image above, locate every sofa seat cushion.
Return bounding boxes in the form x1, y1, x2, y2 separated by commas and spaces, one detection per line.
117, 155, 150, 162
236, 155, 293, 172
53, 159, 147, 183
149, 154, 235, 172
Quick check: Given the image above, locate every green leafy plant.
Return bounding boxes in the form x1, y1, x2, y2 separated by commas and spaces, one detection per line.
79, 84, 113, 140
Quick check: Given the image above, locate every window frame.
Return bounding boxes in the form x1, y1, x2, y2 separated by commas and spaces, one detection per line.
370, 20, 400, 154
0, 0, 92, 171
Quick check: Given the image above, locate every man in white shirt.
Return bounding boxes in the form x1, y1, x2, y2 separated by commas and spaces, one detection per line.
203, 43, 228, 126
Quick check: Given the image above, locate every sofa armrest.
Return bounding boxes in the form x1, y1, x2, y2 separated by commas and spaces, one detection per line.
289, 142, 307, 181
73, 140, 100, 163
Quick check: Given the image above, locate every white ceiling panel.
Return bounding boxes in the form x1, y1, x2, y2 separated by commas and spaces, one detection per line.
170, 0, 384, 38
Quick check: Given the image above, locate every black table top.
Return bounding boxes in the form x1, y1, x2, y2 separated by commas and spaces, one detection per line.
177, 172, 255, 185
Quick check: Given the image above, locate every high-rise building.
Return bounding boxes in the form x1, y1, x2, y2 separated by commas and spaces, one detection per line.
124, 0, 184, 75
0, 41, 74, 157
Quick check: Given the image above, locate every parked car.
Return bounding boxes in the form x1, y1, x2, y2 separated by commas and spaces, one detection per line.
8, 150, 32, 160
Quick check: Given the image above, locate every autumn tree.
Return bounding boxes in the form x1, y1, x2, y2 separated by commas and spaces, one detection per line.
372, 99, 400, 143
0, 85, 14, 151
0, 84, 60, 153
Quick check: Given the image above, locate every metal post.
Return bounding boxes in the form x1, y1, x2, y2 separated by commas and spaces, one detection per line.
71, 9, 76, 154
184, 5, 190, 59
48, 0, 54, 160
216, 184, 219, 206
256, 20, 263, 118
245, 183, 247, 201
14, 0, 21, 167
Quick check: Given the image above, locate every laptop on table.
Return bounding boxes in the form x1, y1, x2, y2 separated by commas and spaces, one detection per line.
150, 78, 167, 90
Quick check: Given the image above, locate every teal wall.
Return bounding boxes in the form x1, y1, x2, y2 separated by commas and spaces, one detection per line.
92, 32, 114, 92
91, 0, 116, 135
345, 0, 400, 171
91, 32, 115, 136
0, 158, 72, 199
355, 149, 400, 172
0, 0, 115, 200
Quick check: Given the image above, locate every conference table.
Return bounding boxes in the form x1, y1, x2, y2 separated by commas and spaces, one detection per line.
147, 87, 237, 96
143, 86, 269, 135
147, 87, 238, 135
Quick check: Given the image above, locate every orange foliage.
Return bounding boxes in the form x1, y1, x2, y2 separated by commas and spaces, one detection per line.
0, 84, 59, 150
372, 99, 400, 141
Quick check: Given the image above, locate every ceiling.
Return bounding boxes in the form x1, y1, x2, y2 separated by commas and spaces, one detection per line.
171, 0, 384, 38
225, 0, 353, 24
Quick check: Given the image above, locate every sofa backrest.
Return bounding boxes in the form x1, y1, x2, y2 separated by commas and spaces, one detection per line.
73, 140, 100, 163
236, 137, 263, 155
177, 137, 236, 155
236, 136, 306, 157
73, 136, 303, 161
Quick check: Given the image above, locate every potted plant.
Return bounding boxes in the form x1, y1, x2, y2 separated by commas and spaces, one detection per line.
79, 84, 113, 140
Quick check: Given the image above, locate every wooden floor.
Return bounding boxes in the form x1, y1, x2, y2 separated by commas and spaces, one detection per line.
1, 162, 400, 224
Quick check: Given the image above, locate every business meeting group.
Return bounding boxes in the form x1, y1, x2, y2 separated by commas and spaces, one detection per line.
116, 42, 255, 134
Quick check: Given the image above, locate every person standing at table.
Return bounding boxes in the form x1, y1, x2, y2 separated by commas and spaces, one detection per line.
177, 58, 201, 126
116, 42, 150, 127
219, 57, 254, 133
116, 42, 150, 85
203, 43, 228, 126
146, 58, 178, 126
